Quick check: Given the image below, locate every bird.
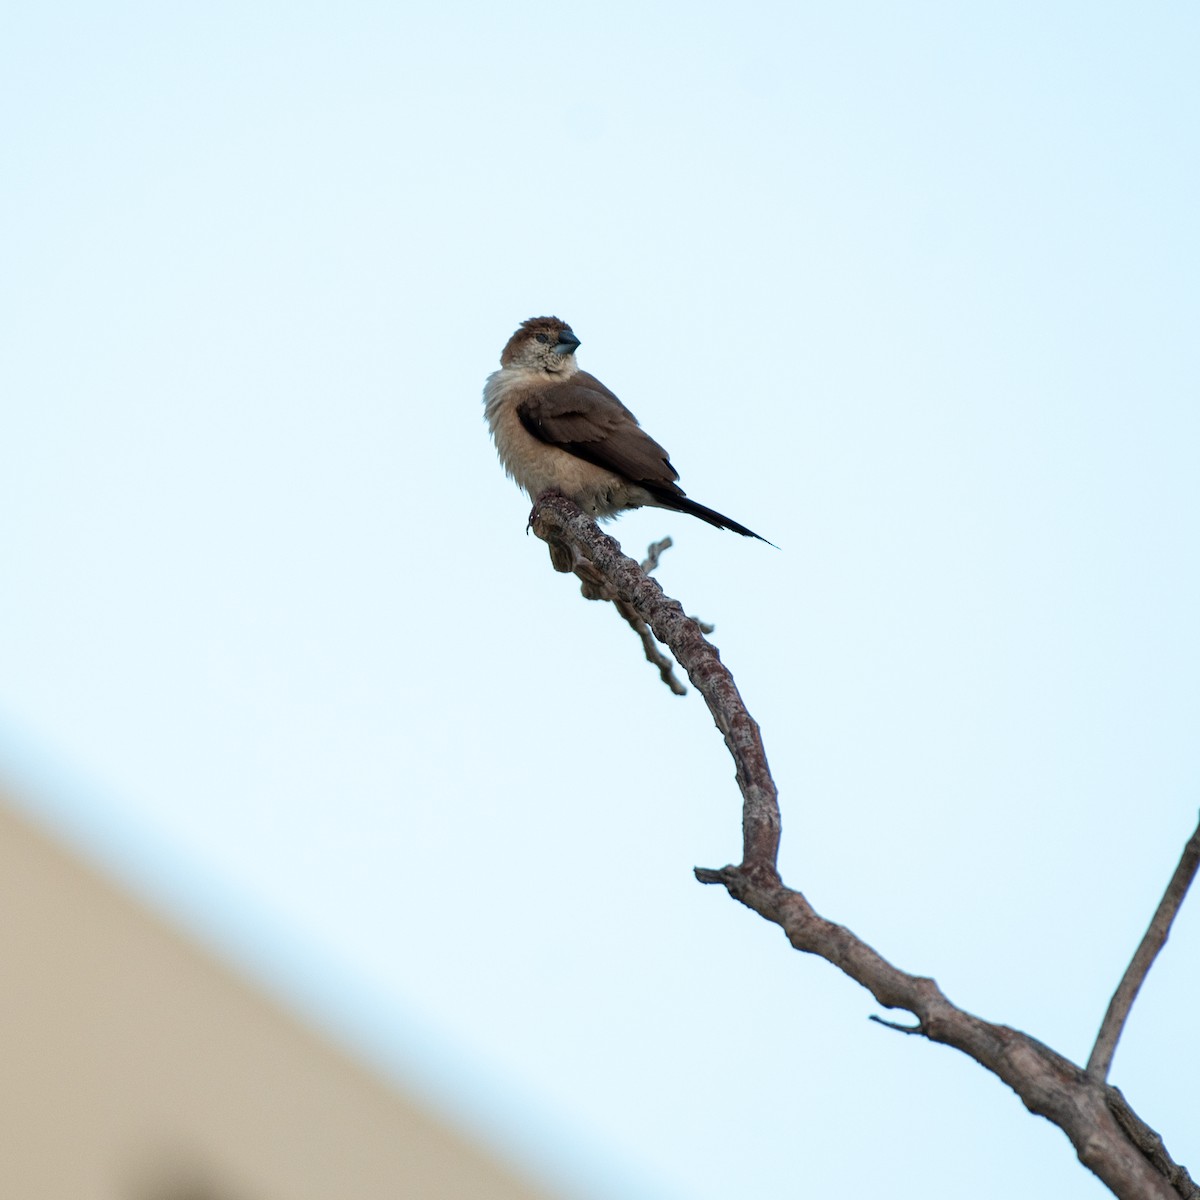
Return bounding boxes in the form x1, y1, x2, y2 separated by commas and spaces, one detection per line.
483, 317, 770, 542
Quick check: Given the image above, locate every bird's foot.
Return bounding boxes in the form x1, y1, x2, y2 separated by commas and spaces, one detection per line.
527, 489, 567, 534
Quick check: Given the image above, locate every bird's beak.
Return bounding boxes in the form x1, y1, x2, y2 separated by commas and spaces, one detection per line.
553, 330, 581, 355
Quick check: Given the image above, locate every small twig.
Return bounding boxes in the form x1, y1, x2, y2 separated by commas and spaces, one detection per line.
641, 537, 673, 573
869, 1014, 925, 1035
1087, 814, 1200, 1081
625, 538, 688, 694
615, 595, 688, 695
545, 525, 693, 695
642, 536, 715, 633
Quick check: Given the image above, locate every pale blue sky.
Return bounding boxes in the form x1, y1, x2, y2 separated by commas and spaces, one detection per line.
2, 3, 1198, 1198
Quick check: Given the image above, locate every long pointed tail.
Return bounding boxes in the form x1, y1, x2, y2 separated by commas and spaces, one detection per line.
648, 488, 776, 546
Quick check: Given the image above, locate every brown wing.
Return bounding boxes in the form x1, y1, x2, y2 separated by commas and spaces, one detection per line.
516, 371, 681, 487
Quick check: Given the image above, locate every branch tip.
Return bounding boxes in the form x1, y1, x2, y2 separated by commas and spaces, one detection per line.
869, 1014, 925, 1036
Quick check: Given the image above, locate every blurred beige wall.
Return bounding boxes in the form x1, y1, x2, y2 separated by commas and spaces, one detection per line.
0, 792, 559, 1200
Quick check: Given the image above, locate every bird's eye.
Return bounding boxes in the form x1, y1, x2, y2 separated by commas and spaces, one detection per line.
535, 333, 551, 345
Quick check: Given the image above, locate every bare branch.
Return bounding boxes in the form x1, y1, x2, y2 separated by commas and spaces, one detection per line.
1087, 815, 1200, 1081
532, 494, 780, 873
542, 518, 689, 695
529, 491, 1196, 1200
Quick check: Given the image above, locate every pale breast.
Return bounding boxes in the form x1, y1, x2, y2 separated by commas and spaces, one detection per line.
483, 368, 649, 517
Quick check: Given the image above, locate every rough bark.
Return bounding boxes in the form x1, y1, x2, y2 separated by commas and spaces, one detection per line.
529, 491, 1198, 1200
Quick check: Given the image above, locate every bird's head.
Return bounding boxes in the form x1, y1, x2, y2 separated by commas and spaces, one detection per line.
500, 316, 582, 373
